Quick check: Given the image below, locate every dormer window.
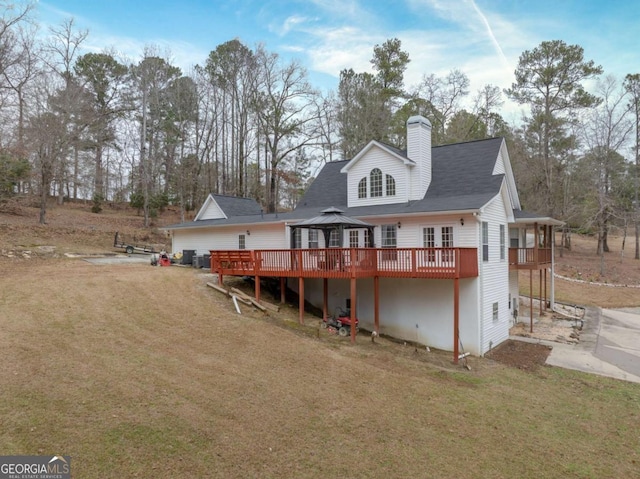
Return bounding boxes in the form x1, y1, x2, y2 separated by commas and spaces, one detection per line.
370, 168, 382, 197
358, 177, 367, 198
386, 174, 396, 196
358, 169, 396, 199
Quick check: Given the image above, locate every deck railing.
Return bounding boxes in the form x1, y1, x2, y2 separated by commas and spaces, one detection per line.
210, 247, 478, 279
508, 248, 552, 268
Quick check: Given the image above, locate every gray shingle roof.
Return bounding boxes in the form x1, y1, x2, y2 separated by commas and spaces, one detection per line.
295, 137, 505, 216
165, 137, 508, 230
212, 194, 263, 217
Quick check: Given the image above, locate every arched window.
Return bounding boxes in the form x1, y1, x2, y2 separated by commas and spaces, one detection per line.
358, 177, 367, 198
370, 168, 382, 197
386, 174, 396, 196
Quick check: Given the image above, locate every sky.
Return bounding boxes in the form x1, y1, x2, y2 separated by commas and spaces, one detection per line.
36, 0, 640, 122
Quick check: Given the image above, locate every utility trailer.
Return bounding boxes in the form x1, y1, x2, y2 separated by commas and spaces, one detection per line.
113, 231, 158, 254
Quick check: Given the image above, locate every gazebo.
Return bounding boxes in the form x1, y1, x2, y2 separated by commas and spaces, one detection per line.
289, 207, 375, 248
289, 207, 375, 341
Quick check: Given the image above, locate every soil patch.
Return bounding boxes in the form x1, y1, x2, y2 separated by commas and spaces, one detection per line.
485, 340, 552, 371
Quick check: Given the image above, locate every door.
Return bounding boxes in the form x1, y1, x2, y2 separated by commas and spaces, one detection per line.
421, 226, 454, 264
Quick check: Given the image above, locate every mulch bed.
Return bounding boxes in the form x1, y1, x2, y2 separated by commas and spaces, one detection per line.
485, 339, 552, 371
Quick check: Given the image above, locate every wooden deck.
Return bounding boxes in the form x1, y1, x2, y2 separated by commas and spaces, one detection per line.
209, 247, 479, 279
508, 248, 552, 270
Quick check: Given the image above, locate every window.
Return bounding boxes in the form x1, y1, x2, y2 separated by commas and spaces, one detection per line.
363, 229, 371, 247
358, 177, 367, 198
500, 224, 506, 261
493, 302, 499, 322
329, 229, 340, 247
386, 174, 396, 196
349, 230, 359, 248
293, 229, 302, 249
308, 229, 318, 249
442, 226, 453, 262
381, 224, 397, 260
370, 168, 382, 197
239, 234, 246, 250
509, 228, 519, 248
423, 227, 435, 261
482, 221, 489, 262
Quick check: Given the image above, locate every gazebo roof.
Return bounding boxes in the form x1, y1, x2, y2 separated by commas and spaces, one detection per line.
290, 207, 373, 229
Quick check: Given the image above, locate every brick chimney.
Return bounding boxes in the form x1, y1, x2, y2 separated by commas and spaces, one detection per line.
406, 115, 432, 200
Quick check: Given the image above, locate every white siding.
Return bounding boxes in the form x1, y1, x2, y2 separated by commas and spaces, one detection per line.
292, 277, 481, 355
509, 271, 520, 325
171, 223, 288, 256
197, 197, 226, 220
407, 118, 432, 200
358, 214, 476, 248
347, 146, 411, 207
492, 149, 506, 175
478, 187, 511, 354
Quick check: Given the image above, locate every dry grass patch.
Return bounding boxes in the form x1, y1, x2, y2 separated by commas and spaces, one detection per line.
1, 259, 639, 478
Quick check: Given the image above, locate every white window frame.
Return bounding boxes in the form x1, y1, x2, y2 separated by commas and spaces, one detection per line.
308, 229, 318, 249
482, 221, 489, 262
239, 234, 246, 250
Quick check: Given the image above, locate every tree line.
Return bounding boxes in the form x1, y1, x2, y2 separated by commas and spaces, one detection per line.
0, 3, 639, 259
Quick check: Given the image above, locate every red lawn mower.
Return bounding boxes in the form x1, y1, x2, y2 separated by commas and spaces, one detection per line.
322, 307, 359, 337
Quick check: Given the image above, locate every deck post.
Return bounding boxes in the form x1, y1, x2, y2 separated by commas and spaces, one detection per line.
323, 278, 328, 321
280, 277, 286, 304
255, 275, 261, 301
374, 276, 380, 333
350, 277, 357, 343
453, 278, 459, 364
298, 277, 305, 324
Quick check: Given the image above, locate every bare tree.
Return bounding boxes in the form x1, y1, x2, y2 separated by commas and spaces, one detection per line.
254, 47, 320, 213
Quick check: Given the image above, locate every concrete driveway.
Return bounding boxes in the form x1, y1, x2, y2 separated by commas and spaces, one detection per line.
546, 307, 640, 383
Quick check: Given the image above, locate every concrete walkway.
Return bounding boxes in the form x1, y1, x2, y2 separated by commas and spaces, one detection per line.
544, 306, 640, 383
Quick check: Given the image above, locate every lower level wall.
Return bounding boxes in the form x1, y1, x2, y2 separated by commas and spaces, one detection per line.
288, 277, 482, 355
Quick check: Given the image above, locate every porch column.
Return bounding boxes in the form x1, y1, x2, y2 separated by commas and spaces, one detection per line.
534, 222, 539, 263
350, 277, 357, 343
298, 277, 305, 325
323, 278, 328, 321
453, 278, 460, 364
374, 276, 380, 333
255, 275, 261, 301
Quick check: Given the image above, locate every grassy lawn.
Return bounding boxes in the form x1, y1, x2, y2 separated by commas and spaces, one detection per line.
1, 258, 639, 478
